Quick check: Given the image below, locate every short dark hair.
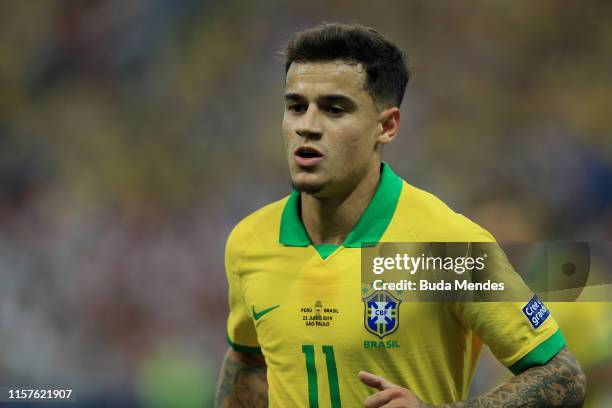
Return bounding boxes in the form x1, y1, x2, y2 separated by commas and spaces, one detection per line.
282, 23, 410, 108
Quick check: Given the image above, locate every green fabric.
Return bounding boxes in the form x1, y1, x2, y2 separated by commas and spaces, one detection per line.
508, 329, 566, 374
313, 244, 340, 260
279, 162, 403, 250
279, 189, 310, 246
226, 333, 262, 354
322, 345, 341, 408
302, 345, 319, 408
252, 304, 280, 321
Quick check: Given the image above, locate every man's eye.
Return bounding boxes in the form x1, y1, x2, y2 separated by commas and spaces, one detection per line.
288, 104, 307, 113
326, 106, 345, 115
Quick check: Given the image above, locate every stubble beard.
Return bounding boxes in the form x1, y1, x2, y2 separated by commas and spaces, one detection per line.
290, 180, 328, 195
288, 163, 331, 196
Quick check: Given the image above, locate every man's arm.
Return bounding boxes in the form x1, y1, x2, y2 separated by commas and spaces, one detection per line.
437, 347, 587, 407
359, 347, 587, 408
215, 348, 268, 408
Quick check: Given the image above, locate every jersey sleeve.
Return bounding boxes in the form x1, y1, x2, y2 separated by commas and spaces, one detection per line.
450, 244, 566, 374
452, 299, 565, 374
225, 228, 261, 353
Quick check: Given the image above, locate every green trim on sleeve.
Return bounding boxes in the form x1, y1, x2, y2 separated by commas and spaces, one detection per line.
226, 333, 262, 354
509, 329, 566, 375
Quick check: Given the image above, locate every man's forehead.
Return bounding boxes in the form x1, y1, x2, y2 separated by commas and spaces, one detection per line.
285, 61, 367, 95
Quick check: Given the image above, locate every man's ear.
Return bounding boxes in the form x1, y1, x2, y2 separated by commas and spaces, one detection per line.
377, 107, 400, 145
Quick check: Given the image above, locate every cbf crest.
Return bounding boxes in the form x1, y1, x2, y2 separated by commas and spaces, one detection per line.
363, 290, 401, 338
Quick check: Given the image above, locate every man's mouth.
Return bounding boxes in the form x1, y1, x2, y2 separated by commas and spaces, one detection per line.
293, 146, 324, 167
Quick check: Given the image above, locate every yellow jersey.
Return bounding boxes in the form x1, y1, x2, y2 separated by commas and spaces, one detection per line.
225, 163, 564, 407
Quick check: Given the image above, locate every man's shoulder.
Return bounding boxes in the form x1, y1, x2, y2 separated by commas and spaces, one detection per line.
393, 181, 495, 242
226, 195, 290, 250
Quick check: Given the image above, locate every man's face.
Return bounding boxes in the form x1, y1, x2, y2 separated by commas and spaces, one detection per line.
283, 61, 382, 197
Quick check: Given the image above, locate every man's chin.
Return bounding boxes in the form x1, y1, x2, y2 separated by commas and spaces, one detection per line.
290, 178, 328, 196
291, 182, 325, 195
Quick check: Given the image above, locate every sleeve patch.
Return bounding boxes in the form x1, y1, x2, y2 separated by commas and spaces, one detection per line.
522, 295, 550, 329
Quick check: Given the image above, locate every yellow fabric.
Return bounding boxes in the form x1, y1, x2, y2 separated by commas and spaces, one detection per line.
225, 179, 561, 406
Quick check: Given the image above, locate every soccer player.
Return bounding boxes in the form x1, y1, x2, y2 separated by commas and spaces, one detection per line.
215, 23, 586, 407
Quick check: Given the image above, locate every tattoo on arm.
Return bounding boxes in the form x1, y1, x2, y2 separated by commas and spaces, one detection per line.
215, 350, 268, 408
428, 347, 587, 408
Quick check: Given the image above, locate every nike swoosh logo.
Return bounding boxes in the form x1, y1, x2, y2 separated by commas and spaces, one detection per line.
253, 304, 280, 321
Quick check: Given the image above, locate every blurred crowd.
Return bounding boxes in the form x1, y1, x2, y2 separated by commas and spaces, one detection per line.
0, 0, 610, 406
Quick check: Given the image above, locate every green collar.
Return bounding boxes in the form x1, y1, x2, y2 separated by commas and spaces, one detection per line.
279, 162, 403, 248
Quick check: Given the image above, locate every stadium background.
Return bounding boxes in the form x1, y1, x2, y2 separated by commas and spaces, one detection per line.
1, 1, 610, 406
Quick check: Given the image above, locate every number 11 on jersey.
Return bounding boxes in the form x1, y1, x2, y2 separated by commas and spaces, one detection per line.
302, 344, 341, 408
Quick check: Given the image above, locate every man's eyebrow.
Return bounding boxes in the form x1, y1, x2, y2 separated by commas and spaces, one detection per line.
284, 93, 357, 109
284, 93, 305, 101
317, 94, 357, 107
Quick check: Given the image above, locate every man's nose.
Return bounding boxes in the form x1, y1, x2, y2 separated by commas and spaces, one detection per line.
295, 105, 323, 139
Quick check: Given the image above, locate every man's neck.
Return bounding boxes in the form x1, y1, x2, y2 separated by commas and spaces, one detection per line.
300, 165, 381, 246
